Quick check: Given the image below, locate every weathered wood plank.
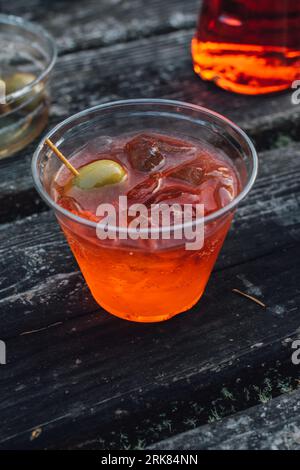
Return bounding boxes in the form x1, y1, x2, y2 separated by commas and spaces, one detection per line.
35, 29, 300, 131
0, 211, 98, 337
0, 144, 299, 449
0, 0, 199, 53
0, 144, 299, 338
1, 0, 297, 141
0, 242, 299, 449
0, 0, 299, 451
149, 388, 300, 450
0, 27, 299, 222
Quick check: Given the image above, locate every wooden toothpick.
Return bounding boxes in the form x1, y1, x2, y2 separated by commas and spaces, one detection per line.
44, 138, 79, 177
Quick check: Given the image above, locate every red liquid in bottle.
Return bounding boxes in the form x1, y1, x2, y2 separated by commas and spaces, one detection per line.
192, 0, 300, 94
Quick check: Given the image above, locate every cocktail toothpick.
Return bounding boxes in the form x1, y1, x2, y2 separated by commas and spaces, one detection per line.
44, 138, 79, 177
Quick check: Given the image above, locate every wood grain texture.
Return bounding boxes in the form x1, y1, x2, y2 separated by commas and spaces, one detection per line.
0, 242, 299, 449
0, 26, 299, 222
0, 0, 299, 450
149, 388, 300, 450
0, 144, 299, 338
0, 145, 299, 449
0, 0, 199, 52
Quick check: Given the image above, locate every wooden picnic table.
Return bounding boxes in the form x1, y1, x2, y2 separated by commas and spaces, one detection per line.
0, 0, 299, 450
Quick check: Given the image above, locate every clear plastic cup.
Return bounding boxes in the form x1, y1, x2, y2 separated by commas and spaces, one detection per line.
32, 99, 257, 323
0, 14, 57, 158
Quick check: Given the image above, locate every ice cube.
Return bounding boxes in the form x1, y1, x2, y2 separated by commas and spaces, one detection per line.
216, 186, 234, 208
125, 134, 165, 172
125, 133, 198, 173
127, 175, 161, 204
147, 186, 201, 210
170, 164, 204, 186
57, 195, 82, 213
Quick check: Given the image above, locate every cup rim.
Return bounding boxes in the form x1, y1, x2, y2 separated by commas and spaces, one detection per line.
32, 98, 258, 233
0, 14, 57, 103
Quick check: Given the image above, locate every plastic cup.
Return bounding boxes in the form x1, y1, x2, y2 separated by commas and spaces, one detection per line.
32, 99, 257, 322
0, 14, 56, 158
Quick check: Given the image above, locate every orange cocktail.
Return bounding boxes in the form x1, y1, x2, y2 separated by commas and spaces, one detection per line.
32, 100, 257, 322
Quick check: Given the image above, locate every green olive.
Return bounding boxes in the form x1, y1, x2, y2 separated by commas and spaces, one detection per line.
74, 159, 127, 189
5, 72, 45, 112
5, 72, 35, 94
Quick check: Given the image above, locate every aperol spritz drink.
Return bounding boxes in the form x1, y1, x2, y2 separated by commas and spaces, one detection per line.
32, 101, 257, 323
52, 131, 240, 322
